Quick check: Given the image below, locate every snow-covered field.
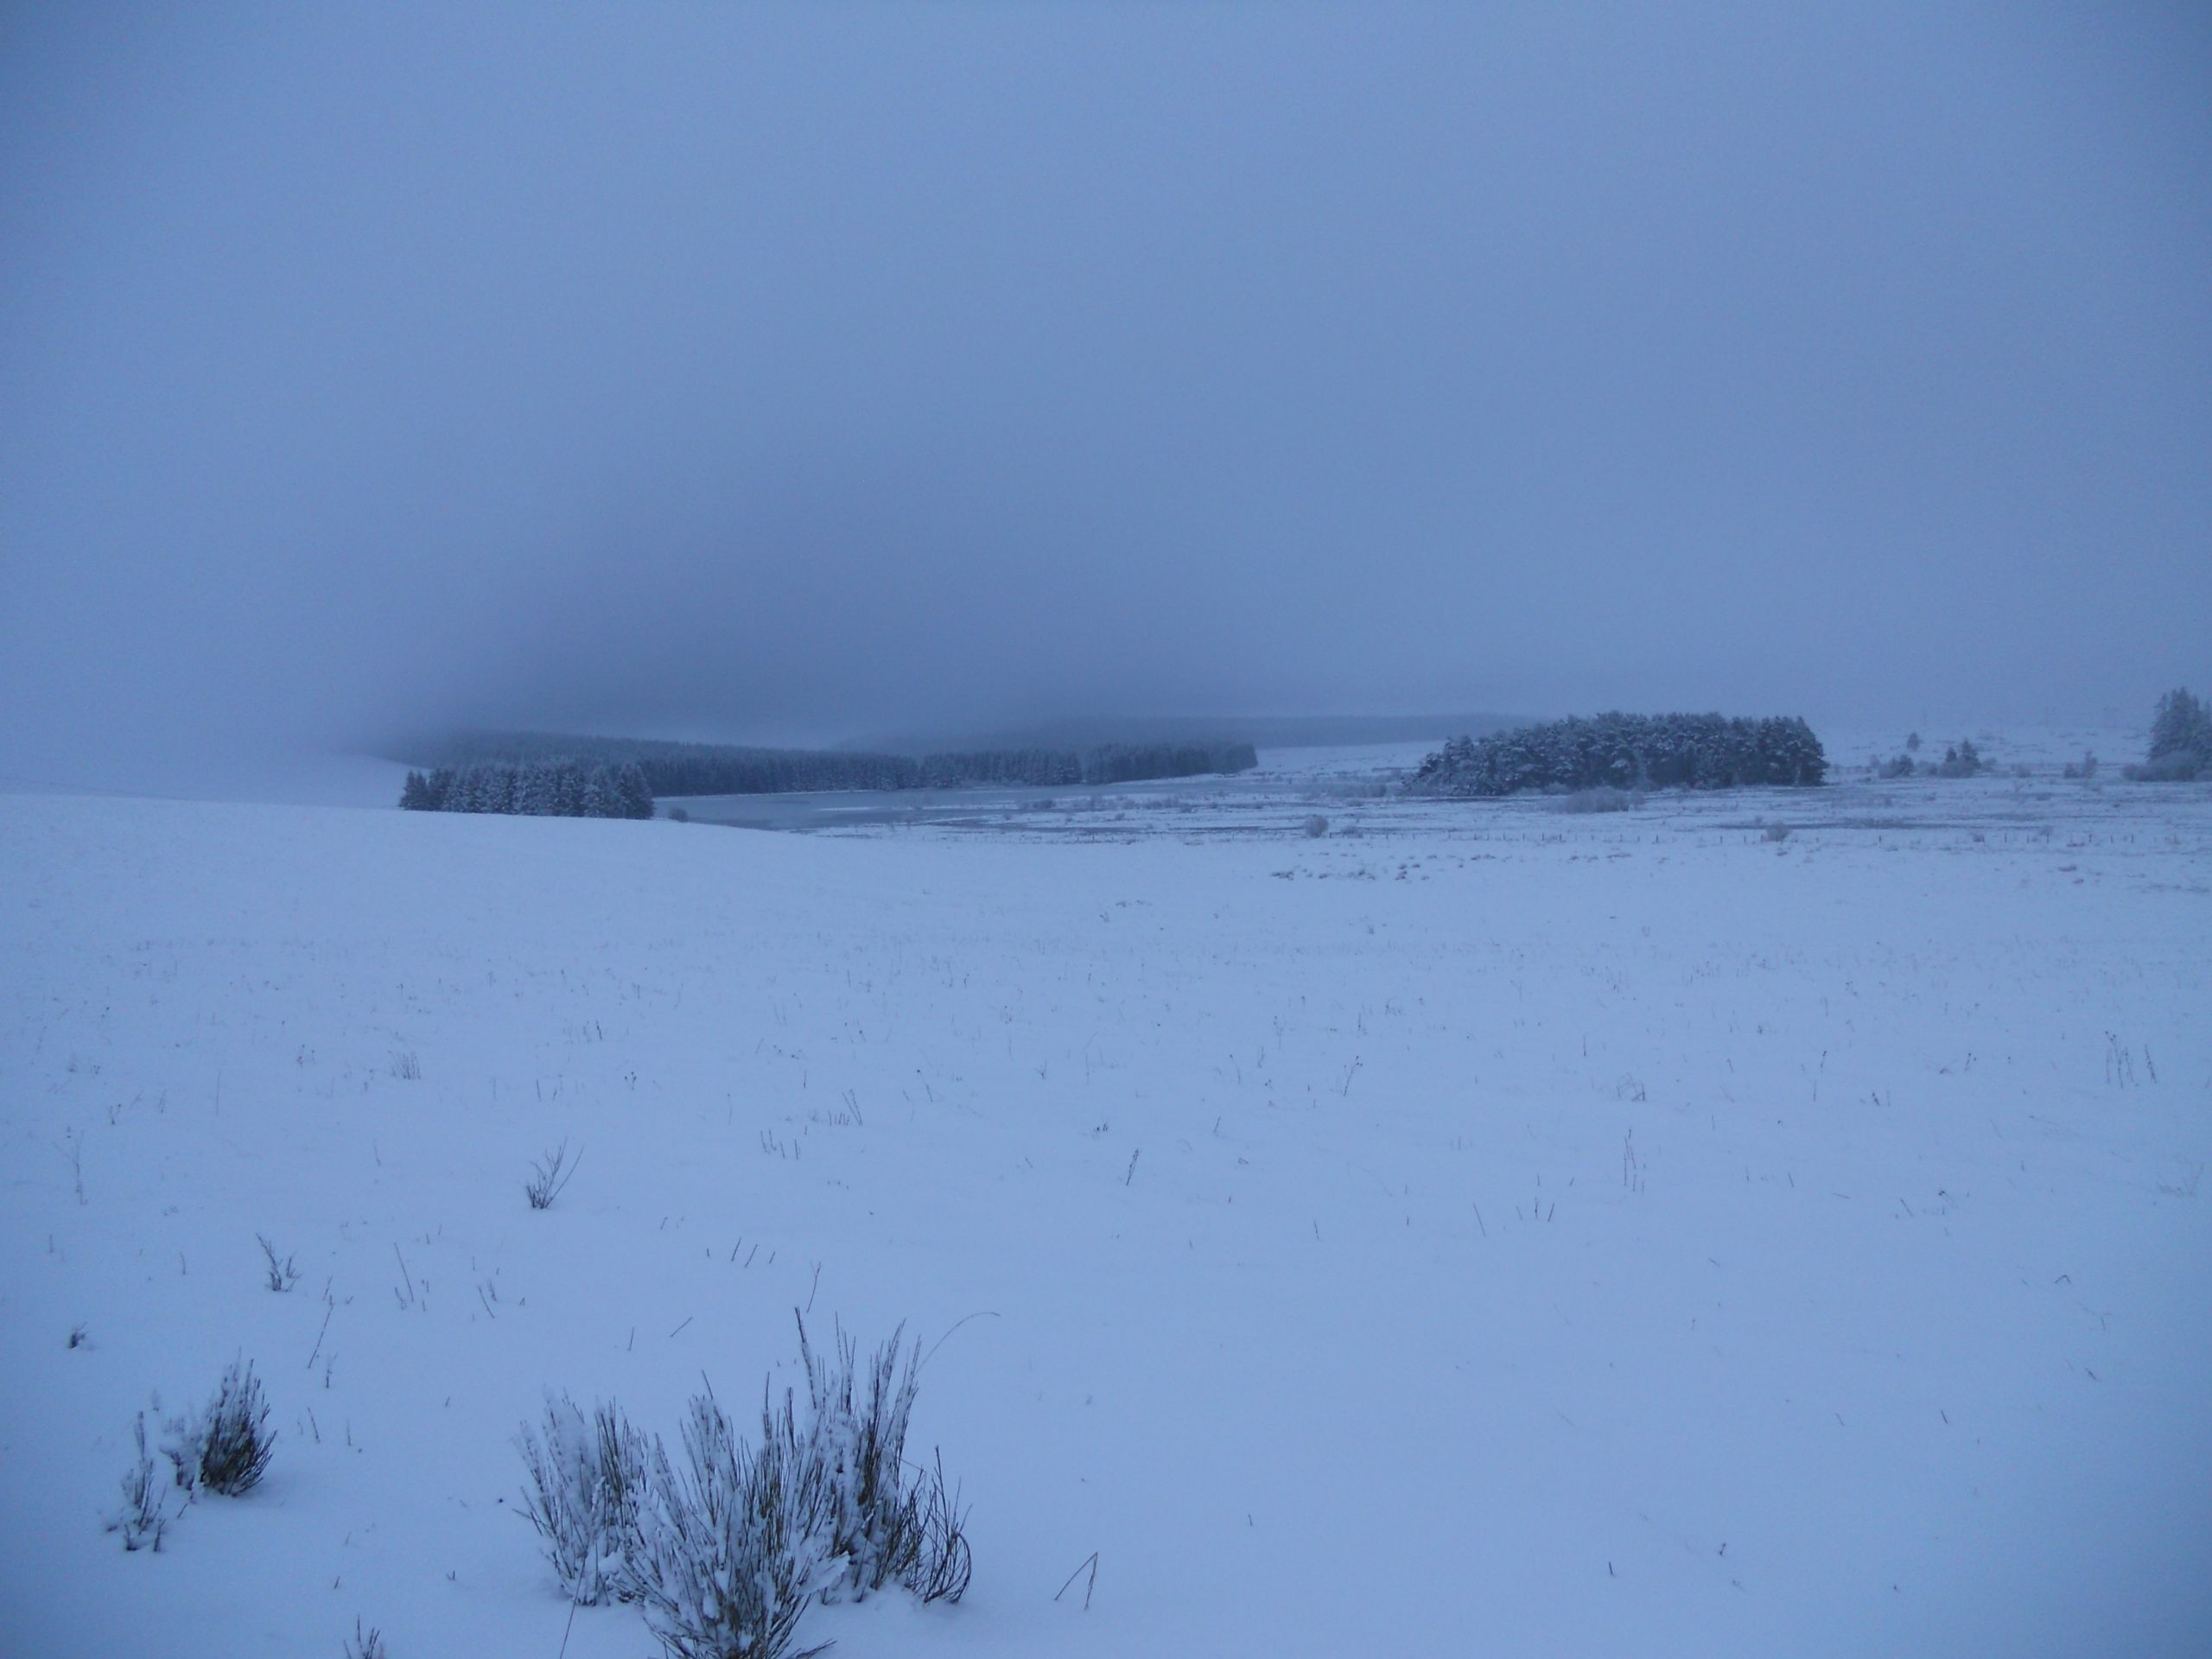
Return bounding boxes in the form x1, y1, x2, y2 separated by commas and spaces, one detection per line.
3, 750, 2209, 1656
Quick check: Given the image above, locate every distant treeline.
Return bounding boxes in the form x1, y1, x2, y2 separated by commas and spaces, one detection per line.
1408, 713, 1827, 798
843, 712, 1524, 754
405, 730, 1260, 798
400, 760, 654, 818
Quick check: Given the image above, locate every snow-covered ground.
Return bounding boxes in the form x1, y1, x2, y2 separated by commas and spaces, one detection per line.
3, 747, 2209, 1656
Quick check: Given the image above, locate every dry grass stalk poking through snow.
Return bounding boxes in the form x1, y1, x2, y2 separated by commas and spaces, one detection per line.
522, 1140, 581, 1210
256, 1232, 301, 1292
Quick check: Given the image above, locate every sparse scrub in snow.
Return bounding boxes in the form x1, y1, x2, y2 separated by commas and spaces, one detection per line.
343, 1618, 389, 1659
165, 1358, 276, 1497
107, 1413, 175, 1551
903, 1450, 973, 1605
531, 1317, 972, 1657
257, 1232, 301, 1292
523, 1140, 580, 1210
518, 1394, 649, 1605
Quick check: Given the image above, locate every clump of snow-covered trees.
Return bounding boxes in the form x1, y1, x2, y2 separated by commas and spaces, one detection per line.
399, 760, 653, 819
2127, 687, 2211, 781
1408, 713, 1827, 798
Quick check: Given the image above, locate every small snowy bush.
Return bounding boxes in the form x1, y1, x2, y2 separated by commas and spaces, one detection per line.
518, 1394, 649, 1605
528, 1317, 974, 1659
106, 1413, 174, 1551
797, 1318, 925, 1601
166, 1357, 276, 1497
632, 1387, 832, 1659
794, 1317, 972, 1607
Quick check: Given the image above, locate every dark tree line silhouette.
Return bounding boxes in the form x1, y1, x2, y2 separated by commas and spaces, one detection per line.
400, 760, 654, 818
405, 731, 1259, 798
1409, 713, 1827, 798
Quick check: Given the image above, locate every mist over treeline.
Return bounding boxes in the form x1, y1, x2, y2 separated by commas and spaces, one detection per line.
3, 3, 2209, 791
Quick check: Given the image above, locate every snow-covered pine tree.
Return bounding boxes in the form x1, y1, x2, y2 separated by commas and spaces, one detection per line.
582, 766, 618, 819
2148, 688, 2210, 776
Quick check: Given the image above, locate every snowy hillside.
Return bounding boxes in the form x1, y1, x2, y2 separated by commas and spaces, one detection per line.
3, 769, 2209, 1656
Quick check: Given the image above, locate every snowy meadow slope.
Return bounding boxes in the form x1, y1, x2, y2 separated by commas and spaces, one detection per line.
3, 766, 2209, 1656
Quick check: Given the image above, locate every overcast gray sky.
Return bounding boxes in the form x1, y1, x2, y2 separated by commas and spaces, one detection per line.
3, 2, 2208, 770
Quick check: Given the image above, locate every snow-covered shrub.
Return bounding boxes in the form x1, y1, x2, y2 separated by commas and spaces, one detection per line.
792, 1317, 972, 1607
796, 1319, 923, 1601
632, 1387, 833, 1659
531, 1319, 974, 1658
518, 1394, 649, 1605
106, 1413, 174, 1551
166, 1358, 275, 1497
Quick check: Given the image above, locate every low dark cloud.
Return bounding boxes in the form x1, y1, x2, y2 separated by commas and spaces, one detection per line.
4, 3, 2208, 776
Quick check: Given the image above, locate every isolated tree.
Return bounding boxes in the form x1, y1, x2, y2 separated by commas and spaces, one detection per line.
2146, 688, 2210, 778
